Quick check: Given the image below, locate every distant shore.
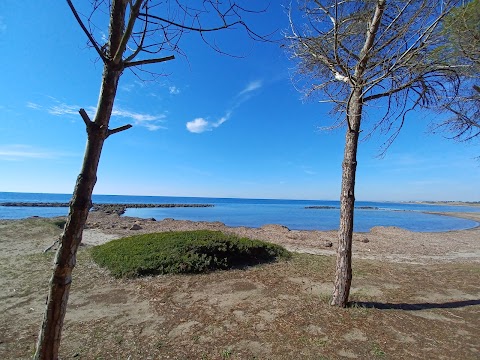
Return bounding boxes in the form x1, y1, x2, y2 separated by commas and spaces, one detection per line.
0, 202, 214, 215
404, 201, 480, 207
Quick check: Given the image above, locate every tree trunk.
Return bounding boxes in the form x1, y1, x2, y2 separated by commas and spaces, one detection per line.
34, 64, 122, 359
330, 0, 385, 308
331, 89, 363, 307
34, 1, 128, 356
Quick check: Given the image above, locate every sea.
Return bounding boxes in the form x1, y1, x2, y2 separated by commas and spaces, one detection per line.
0, 192, 479, 233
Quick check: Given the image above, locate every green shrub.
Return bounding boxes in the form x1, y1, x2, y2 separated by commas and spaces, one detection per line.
91, 230, 291, 278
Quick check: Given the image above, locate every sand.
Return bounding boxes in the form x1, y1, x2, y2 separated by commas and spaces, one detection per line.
1, 211, 479, 359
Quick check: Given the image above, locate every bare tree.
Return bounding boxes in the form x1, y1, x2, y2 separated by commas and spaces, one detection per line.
436, 0, 479, 141
34, 1, 268, 358
286, 0, 463, 307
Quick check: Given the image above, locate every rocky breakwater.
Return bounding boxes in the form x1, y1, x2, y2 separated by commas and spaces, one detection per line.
305, 205, 379, 210
91, 203, 214, 215
0, 202, 214, 216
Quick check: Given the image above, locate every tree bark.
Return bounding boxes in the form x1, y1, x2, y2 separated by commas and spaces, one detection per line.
34, 1, 127, 358
331, 88, 363, 307
330, 0, 385, 308
34, 66, 122, 360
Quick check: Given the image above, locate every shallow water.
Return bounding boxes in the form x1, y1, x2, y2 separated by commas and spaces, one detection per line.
0, 192, 478, 232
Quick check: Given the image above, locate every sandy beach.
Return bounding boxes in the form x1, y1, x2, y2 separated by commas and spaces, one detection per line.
1, 210, 479, 359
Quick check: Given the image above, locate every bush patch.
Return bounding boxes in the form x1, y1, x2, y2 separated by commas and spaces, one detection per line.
91, 230, 290, 278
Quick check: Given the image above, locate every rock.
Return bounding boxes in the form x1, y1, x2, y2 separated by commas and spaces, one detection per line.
91, 204, 126, 215
360, 238, 370, 243
130, 223, 142, 230
323, 241, 333, 247
261, 224, 290, 232
305, 206, 337, 209
149, 217, 156, 221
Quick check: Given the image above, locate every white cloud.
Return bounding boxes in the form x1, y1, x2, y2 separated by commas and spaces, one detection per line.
186, 112, 232, 133
120, 83, 135, 92
143, 124, 163, 131
28, 97, 167, 131
26, 102, 42, 110
0, 145, 73, 161
169, 86, 180, 95
48, 103, 80, 116
185, 79, 263, 134
213, 112, 231, 127
238, 80, 262, 96
112, 106, 167, 131
186, 118, 210, 133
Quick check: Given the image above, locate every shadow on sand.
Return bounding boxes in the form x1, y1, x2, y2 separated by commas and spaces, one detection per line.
350, 299, 480, 310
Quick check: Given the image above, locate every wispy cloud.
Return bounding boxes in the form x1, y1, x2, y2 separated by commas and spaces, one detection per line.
0, 145, 75, 161
238, 80, 262, 97
48, 103, 81, 116
169, 86, 180, 95
27, 98, 167, 131
186, 80, 262, 134
26, 102, 42, 110
120, 83, 135, 92
186, 112, 231, 134
112, 106, 167, 131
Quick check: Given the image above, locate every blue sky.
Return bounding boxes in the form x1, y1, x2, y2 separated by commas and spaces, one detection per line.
0, 1, 478, 201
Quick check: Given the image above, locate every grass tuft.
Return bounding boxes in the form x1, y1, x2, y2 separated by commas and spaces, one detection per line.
52, 218, 67, 229
91, 230, 290, 278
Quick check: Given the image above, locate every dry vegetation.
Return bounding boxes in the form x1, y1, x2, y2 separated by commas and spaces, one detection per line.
1, 215, 479, 359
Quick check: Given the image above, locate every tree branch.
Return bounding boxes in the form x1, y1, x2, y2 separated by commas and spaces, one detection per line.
355, 0, 386, 78
139, 12, 246, 33
363, 67, 457, 102
113, 0, 144, 64
107, 124, 133, 137
124, 55, 175, 67
373, 0, 415, 51
124, 2, 149, 63
66, 0, 108, 63
79, 108, 93, 126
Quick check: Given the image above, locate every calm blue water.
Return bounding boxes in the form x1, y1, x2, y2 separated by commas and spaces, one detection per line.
0, 192, 479, 232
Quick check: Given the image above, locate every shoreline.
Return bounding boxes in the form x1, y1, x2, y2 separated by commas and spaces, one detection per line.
71, 210, 480, 265
423, 211, 480, 230
79, 207, 480, 233
2, 201, 479, 230
403, 200, 480, 207
2, 204, 479, 264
